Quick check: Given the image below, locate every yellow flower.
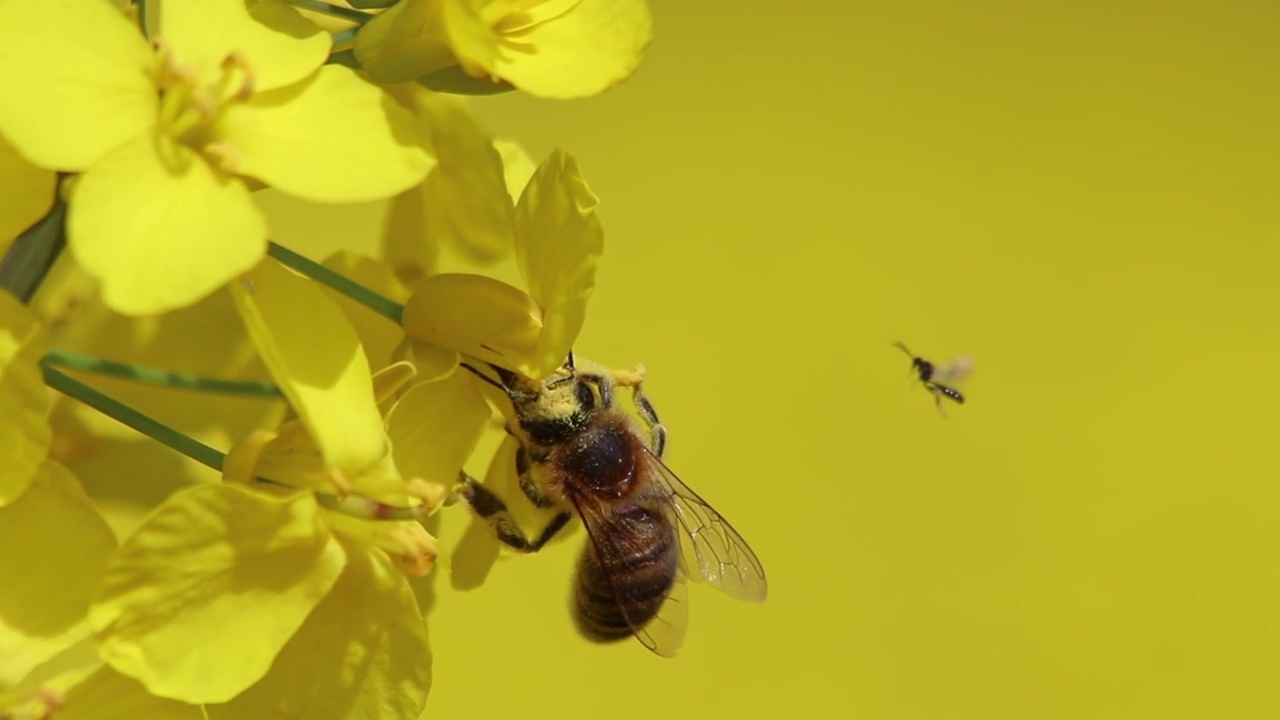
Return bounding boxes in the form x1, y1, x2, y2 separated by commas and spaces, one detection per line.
0, 289, 53, 507
355, 0, 653, 99
89, 259, 435, 712
0, 461, 117, 697
393, 149, 603, 588
400, 148, 603, 379
33, 260, 285, 540
0, 0, 434, 316
383, 87, 537, 286
0, 133, 56, 252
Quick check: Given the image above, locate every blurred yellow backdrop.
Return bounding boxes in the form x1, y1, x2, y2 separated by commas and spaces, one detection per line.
279, 1, 1280, 718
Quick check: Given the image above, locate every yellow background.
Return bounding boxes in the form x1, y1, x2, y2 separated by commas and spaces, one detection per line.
281, 1, 1279, 718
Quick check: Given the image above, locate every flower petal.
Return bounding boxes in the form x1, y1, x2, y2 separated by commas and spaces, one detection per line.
354, 0, 459, 83
0, 291, 52, 507
209, 545, 430, 720
513, 149, 602, 377
382, 186, 441, 289
160, 0, 330, 92
219, 65, 434, 203
416, 93, 514, 264
0, 461, 115, 687
58, 666, 202, 720
91, 484, 347, 703
0, 135, 57, 248
321, 252, 412, 371
490, 0, 652, 99
441, 0, 502, 77
495, 138, 537, 204
67, 136, 267, 316
0, 0, 154, 171
400, 273, 541, 373
230, 257, 386, 475
387, 368, 489, 484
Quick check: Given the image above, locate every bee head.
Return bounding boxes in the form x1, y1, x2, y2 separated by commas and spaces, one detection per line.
466, 358, 597, 447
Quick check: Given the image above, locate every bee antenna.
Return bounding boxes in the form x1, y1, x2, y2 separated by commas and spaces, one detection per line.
566, 350, 576, 373
892, 341, 913, 358
459, 362, 505, 392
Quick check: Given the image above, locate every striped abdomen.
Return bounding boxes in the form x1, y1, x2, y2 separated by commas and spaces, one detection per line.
573, 505, 678, 643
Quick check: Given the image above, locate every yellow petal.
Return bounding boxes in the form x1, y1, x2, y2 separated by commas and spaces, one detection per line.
0, 135, 57, 249
490, 0, 652, 99
209, 544, 430, 719
67, 136, 267, 316
58, 666, 203, 720
0, 0, 155, 170
513, 149, 602, 377
320, 252, 413, 371
495, 137, 537, 205
230, 257, 387, 475
400, 273, 541, 373
0, 461, 116, 687
219, 65, 434, 203
160, 0, 330, 92
382, 185, 441, 289
354, 0, 458, 83
416, 94, 514, 263
440, 0, 502, 77
387, 368, 489, 484
91, 484, 347, 704
0, 291, 52, 507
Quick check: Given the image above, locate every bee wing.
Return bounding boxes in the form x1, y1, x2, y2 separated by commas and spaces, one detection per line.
931, 354, 975, 384
633, 563, 690, 658
573, 499, 690, 658
640, 448, 768, 603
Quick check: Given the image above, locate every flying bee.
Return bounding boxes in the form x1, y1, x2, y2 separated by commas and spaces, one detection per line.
456, 353, 768, 657
893, 342, 974, 417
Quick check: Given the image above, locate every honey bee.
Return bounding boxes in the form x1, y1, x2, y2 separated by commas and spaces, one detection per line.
456, 353, 767, 657
893, 341, 974, 417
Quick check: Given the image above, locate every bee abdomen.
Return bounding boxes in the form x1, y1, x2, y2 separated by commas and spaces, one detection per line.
573, 506, 678, 643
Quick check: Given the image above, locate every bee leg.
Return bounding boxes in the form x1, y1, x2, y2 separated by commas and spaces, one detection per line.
456, 472, 572, 553
629, 383, 668, 460
581, 368, 668, 456
515, 446, 555, 509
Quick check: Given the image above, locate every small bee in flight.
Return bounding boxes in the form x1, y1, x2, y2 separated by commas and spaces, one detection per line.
456, 353, 768, 657
893, 342, 973, 417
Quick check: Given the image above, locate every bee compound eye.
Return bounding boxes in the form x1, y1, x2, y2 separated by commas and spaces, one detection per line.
576, 380, 596, 411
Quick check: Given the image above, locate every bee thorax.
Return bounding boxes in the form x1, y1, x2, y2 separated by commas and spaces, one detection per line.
550, 419, 640, 501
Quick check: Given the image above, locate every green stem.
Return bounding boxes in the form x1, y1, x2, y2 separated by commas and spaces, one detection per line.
290, 0, 374, 24
43, 348, 283, 397
266, 241, 404, 324
42, 364, 226, 472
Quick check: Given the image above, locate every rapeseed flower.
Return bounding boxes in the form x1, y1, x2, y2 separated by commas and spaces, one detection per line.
0, 133, 56, 252
0, 292, 118, 716
394, 148, 603, 587
89, 259, 435, 713
0, 0, 433, 316
355, 0, 653, 99
400, 148, 603, 379
383, 86, 536, 285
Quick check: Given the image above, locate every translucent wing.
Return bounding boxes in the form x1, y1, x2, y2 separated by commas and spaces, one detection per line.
572, 497, 690, 657
633, 564, 690, 657
930, 354, 975, 385
639, 447, 768, 603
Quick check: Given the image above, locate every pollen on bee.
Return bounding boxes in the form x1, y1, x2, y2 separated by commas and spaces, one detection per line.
611, 364, 647, 387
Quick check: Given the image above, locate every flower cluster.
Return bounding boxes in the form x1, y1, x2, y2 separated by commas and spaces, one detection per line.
0, 0, 648, 717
